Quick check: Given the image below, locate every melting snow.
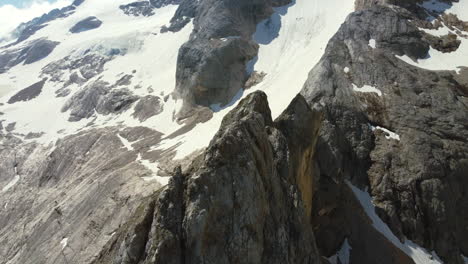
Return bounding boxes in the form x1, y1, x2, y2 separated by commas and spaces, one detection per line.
117, 133, 134, 151
397, 1, 468, 73
347, 182, 443, 264
1, 174, 20, 193
136, 154, 170, 185
328, 238, 352, 264
60, 237, 68, 250
247, 0, 355, 118
370, 125, 401, 141
352, 84, 383, 96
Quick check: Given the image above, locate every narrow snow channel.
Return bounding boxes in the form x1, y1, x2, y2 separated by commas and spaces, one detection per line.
328, 238, 352, 264
1, 174, 20, 193
347, 182, 443, 264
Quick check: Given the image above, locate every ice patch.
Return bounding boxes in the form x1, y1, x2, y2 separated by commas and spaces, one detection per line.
1, 174, 20, 193
352, 84, 382, 96
369, 39, 376, 49
137, 154, 170, 185
117, 133, 134, 151
60, 237, 68, 250
347, 182, 443, 264
370, 125, 401, 141
328, 238, 352, 264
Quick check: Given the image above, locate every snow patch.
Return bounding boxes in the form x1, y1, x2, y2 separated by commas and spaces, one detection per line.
352, 84, 382, 96
397, 2, 468, 72
248, 0, 355, 118
1, 174, 20, 193
60, 237, 68, 250
117, 133, 134, 151
369, 39, 376, 49
328, 238, 352, 264
347, 182, 443, 264
137, 154, 170, 185
370, 125, 401, 141
343, 67, 350, 73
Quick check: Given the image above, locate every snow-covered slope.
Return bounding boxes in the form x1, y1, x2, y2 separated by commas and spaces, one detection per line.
0, 0, 355, 164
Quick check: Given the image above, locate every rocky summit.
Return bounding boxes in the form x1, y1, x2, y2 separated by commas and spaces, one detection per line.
0, 0, 467, 264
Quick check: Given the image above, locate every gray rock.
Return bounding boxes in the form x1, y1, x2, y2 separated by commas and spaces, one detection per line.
42, 54, 110, 83
132, 95, 163, 122
120, 1, 155, 17
23, 39, 59, 65
174, 0, 290, 111
301, 5, 468, 264
62, 81, 139, 121
7, 79, 47, 104
69, 16, 102, 33
93, 91, 323, 264
0, 127, 161, 264
0, 39, 59, 73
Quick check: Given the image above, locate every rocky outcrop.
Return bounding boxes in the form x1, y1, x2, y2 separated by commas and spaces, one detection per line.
173, 0, 291, 113
70, 16, 103, 33
301, 5, 468, 264
42, 54, 111, 84
0, 126, 163, 264
62, 81, 139, 121
0, 39, 59, 73
132, 95, 163, 122
93, 91, 324, 264
7, 79, 47, 104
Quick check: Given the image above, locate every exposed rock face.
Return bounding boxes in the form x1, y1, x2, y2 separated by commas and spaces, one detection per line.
70, 16, 103, 33
132, 95, 163, 122
62, 81, 139, 121
120, 1, 156, 17
93, 91, 323, 264
174, 0, 291, 112
0, 39, 59, 73
7, 79, 47, 104
0, 127, 163, 264
301, 5, 468, 264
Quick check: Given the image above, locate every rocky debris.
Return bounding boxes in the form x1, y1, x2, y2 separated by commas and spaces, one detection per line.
62, 81, 139, 122
69, 16, 103, 33
115, 74, 133, 87
423, 32, 461, 52
0, 39, 59, 73
7, 79, 47, 104
42, 54, 111, 85
245, 71, 267, 89
0, 127, 161, 264
93, 91, 323, 264
132, 95, 163, 122
301, 5, 468, 264
120, 0, 182, 17
174, 0, 292, 112
120, 1, 156, 17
